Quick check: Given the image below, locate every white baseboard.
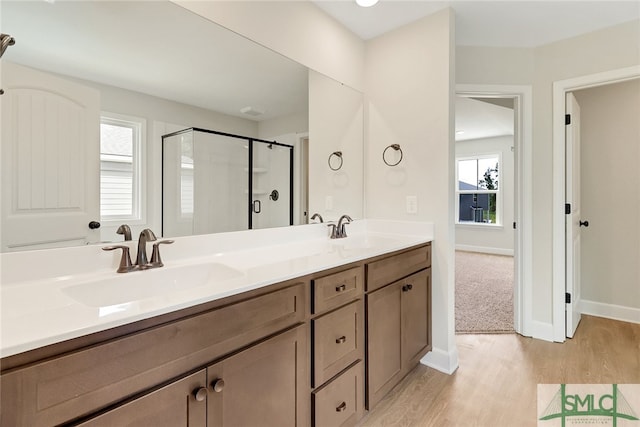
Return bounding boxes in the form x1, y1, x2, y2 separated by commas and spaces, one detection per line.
420, 346, 459, 375
530, 320, 555, 342
455, 245, 514, 256
580, 299, 640, 324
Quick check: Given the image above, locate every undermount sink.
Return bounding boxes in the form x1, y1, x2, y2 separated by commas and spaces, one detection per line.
331, 235, 401, 252
62, 262, 243, 307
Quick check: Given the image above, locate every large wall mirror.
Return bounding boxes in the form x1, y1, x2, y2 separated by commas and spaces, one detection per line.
1, 1, 363, 251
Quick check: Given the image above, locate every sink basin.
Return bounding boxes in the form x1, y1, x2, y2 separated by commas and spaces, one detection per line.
62, 262, 243, 307
331, 235, 401, 253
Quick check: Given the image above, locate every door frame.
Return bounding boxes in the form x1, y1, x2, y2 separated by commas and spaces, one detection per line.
456, 84, 533, 336
551, 65, 640, 342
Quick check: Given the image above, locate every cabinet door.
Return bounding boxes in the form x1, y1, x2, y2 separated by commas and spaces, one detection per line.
401, 269, 432, 368
207, 325, 308, 427
365, 282, 402, 410
76, 370, 207, 427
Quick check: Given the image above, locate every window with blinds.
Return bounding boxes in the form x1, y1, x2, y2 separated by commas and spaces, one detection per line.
100, 114, 143, 221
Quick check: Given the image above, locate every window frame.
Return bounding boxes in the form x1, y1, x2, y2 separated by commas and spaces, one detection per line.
455, 153, 502, 227
99, 112, 146, 225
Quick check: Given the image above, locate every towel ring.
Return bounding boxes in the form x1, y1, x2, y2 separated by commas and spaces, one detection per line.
328, 151, 343, 171
383, 144, 403, 166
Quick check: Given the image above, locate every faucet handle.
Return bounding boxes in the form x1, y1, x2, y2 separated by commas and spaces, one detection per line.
102, 245, 135, 273
150, 240, 174, 267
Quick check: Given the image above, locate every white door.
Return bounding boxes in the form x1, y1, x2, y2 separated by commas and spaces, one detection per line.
565, 92, 582, 338
1, 62, 101, 251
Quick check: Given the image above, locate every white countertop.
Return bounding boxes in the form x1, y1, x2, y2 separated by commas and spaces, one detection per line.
1, 220, 433, 358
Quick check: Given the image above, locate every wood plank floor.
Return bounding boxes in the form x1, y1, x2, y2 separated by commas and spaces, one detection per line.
359, 315, 640, 427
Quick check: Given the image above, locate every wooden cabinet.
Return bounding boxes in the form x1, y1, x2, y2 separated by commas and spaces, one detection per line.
207, 326, 307, 427
1, 241, 432, 426
310, 266, 365, 427
76, 371, 208, 427
0, 282, 307, 427
365, 244, 432, 410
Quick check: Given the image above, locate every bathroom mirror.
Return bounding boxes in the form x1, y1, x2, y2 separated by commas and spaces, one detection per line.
0, 0, 364, 251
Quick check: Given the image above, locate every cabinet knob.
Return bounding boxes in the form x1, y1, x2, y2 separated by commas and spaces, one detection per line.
193, 387, 208, 402
336, 402, 347, 412
335, 336, 347, 344
402, 284, 413, 292
211, 378, 225, 393
335, 284, 346, 292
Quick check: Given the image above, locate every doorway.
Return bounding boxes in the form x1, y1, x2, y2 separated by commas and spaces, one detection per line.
454, 95, 516, 333
552, 67, 640, 341
455, 84, 533, 337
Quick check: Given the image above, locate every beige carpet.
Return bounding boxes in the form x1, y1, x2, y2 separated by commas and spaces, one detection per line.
455, 251, 514, 334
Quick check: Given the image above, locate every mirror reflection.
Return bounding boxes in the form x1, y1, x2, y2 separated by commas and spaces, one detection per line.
0, 1, 364, 252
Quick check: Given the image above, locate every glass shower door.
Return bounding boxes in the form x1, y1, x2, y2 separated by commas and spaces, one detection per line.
250, 141, 292, 230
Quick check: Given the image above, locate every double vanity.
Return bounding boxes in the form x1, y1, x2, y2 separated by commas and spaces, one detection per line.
0, 220, 433, 426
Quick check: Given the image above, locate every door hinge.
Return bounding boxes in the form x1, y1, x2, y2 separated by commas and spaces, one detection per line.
565, 293, 572, 304
565, 203, 571, 214
565, 114, 571, 125
513, 222, 516, 229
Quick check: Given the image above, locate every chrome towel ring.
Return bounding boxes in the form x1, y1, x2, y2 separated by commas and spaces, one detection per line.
328, 151, 343, 171
383, 144, 403, 166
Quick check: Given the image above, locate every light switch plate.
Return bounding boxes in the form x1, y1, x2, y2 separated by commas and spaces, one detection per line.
406, 196, 418, 214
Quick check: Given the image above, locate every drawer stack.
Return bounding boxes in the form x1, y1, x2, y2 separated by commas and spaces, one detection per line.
310, 265, 365, 427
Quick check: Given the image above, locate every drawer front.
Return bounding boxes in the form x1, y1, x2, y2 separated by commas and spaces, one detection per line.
0, 283, 306, 427
366, 244, 431, 292
313, 266, 363, 314
313, 361, 364, 427
312, 300, 363, 387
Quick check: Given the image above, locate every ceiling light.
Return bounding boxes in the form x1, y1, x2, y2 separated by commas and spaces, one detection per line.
456, 130, 465, 135
240, 106, 265, 117
356, 0, 379, 7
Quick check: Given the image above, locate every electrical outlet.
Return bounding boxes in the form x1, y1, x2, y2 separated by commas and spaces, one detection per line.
325, 196, 333, 211
406, 196, 418, 214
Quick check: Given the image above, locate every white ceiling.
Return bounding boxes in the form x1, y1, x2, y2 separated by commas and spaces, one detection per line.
455, 97, 514, 142
313, 1, 640, 46
1, 1, 308, 122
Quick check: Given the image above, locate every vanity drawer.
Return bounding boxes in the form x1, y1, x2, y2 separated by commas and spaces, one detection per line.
312, 300, 364, 387
312, 361, 364, 427
312, 266, 363, 314
366, 244, 431, 292
0, 283, 306, 427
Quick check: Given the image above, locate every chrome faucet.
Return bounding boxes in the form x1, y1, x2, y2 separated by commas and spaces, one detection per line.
310, 213, 324, 223
136, 228, 157, 268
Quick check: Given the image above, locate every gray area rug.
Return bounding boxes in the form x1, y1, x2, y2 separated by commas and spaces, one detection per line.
455, 251, 514, 334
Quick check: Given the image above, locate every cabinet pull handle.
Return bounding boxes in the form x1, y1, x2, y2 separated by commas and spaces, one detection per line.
402, 284, 413, 292
211, 378, 225, 393
193, 387, 208, 402
336, 402, 347, 412
335, 284, 346, 292
336, 336, 347, 344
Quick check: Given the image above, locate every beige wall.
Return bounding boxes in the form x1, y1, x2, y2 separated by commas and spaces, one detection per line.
173, 1, 365, 92
455, 135, 515, 255
457, 19, 640, 327
574, 79, 640, 311
365, 8, 456, 366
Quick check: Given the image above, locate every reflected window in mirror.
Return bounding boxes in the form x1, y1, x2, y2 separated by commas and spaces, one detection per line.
100, 113, 145, 223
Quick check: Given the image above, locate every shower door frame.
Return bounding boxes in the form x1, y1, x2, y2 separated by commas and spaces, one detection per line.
161, 127, 294, 235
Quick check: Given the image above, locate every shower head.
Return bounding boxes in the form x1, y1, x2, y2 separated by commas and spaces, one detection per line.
0, 34, 16, 59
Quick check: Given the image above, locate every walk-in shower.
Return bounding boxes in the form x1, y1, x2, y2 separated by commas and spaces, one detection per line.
162, 128, 293, 237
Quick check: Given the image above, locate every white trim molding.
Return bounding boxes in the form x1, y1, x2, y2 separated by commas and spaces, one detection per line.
455, 245, 513, 256
456, 84, 533, 338
580, 300, 640, 325
421, 346, 459, 375
551, 65, 640, 342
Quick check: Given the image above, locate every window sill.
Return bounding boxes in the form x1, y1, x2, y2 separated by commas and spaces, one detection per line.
455, 222, 504, 230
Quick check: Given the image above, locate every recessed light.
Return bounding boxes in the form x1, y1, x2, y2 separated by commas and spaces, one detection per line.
356, 0, 379, 7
